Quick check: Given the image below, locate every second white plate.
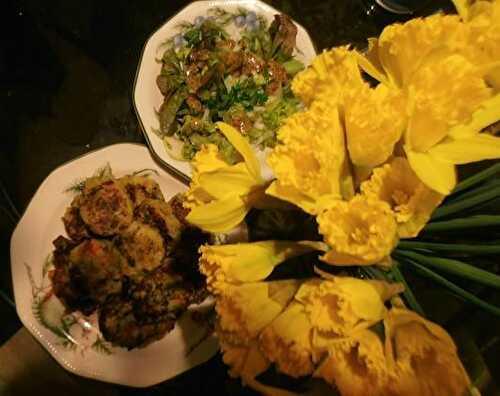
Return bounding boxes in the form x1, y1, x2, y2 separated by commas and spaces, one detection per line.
133, 0, 317, 181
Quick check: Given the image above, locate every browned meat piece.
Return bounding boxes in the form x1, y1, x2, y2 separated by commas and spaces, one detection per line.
167, 193, 191, 226
216, 39, 236, 50
79, 179, 133, 236
221, 50, 243, 74
50, 236, 92, 314
269, 14, 298, 58
99, 296, 176, 349
266, 60, 288, 95
51, 238, 125, 315
128, 265, 193, 321
118, 175, 164, 207
230, 113, 253, 134
68, 239, 125, 304
186, 63, 215, 93
114, 221, 166, 277
242, 52, 265, 75
188, 49, 211, 63
134, 199, 183, 246
62, 195, 90, 241
186, 94, 203, 114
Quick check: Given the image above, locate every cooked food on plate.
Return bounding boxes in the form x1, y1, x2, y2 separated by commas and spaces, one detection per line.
51, 170, 209, 349
155, 8, 304, 163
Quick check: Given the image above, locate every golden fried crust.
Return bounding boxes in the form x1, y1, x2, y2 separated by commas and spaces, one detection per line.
118, 175, 164, 207
167, 193, 191, 226
99, 296, 176, 349
62, 195, 91, 241
68, 239, 125, 305
115, 222, 166, 277
134, 199, 183, 243
79, 180, 133, 236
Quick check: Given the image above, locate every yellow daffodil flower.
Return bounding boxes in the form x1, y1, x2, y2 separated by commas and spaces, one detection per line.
384, 307, 472, 396
220, 335, 301, 396
185, 122, 265, 233
218, 337, 271, 386
216, 280, 301, 344
361, 157, 444, 238
357, 14, 464, 88
344, 82, 406, 168
295, 277, 403, 338
291, 46, 364, 106
199, 240, 326, 294
257, 276, 402, 382
259, 301, 315, 378
317, 195, 398, 266
183, 144, 229, 208
453, 0, 500, 89
314, 306, 472, 396
404, 53, 500, 194
266, 101, 352, 214
314, 329, 391, 396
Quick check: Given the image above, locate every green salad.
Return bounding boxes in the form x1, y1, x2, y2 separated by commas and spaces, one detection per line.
155, 8, 304, 164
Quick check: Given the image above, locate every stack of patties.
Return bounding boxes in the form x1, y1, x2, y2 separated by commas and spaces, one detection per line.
51, 173, 208, 349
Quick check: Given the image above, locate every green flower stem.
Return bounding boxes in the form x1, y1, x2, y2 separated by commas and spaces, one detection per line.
397, 241, 500, 255
452, 162, 500, 194
390, 263, 425, 316
447, 179, 500, 204
423, 215, 500, 232
431, 185, 500, 220
399, 258, 500, 317
394, 250, 500, 289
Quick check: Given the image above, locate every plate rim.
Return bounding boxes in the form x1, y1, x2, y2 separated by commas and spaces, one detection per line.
132, 0, 318, 182
9, 142, 215, 387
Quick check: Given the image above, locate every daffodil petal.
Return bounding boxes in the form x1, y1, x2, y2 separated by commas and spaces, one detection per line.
217, 280, 301, 341
266, 181, 319, 214
355, 39, 389, 85
200, 240, 326, 292
428, 134, 500, 165
406, 54, 492, 152
405, 148, 457, 195
228, 241, 322, 282
385, 307, 472, 396
448, 94, 500, 139
186, 195, 248, 233
198, 163, 255, 199
259, 302, 315, 377
451, 0, 469, 20
216, 122, 262, 183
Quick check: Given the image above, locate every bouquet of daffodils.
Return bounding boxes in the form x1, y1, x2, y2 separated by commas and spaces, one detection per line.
183, 1, 500, 394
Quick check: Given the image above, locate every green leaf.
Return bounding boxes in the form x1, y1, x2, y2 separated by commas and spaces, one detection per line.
391, 262, 425, 316
394, 250, 500, 289
431, 185, 500, 220
452, 162, 500, 194
397, 241, 500, 255
424, 215, 500, 232
282, 59, 305, 75
399, 258, 500, 317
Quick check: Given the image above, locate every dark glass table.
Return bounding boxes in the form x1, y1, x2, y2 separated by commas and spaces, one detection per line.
1, 0, 499, 395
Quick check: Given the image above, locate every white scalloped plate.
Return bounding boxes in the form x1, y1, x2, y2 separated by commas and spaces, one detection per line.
133, 0, 317, 182
10, 143, 218, 387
